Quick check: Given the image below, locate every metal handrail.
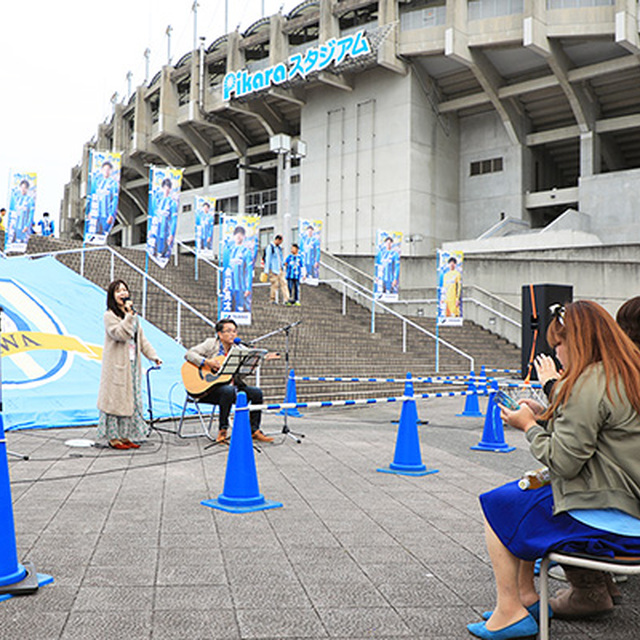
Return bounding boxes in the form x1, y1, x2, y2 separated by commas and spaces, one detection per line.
320, 249, 374, 283
388, 296, 521, 328
320, 264, 474, 370
19, 245, 217, 341
176, 240, 221, 272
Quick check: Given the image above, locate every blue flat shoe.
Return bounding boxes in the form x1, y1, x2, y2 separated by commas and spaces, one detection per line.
481, 600, 553, 623
467, 613, 538, 639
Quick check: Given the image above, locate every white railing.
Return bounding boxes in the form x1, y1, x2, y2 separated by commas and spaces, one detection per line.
176, 240, 221, 281
21, 245, 217, 343
320, 262, 475, 371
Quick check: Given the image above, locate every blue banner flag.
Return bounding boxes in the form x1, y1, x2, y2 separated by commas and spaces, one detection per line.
146, 166, 183, 268
374, 229, 402, 302
84, 151, 122, 246
218, 214, 260, 325
299, 219, 322, 286
195, 195, 216, 260
5, 171, 37, 254
437, 249, 464, 327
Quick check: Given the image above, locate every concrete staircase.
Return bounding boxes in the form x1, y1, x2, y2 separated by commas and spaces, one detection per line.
11, 233, 521, 402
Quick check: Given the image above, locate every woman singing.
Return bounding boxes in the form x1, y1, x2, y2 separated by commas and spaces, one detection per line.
468, 301, 640, 640
97, 280, 162, 449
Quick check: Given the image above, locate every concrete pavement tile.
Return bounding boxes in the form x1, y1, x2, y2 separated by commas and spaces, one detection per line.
303, 581, 387, 609
236, 607, 327, 639
398, 605, 480, 638
157, 561, 227, 586
376, 578, 462, 608
159, 531, 220, 547
0, 609, 67, 640
154, 584, 233, 610
90, 546, 158, 567
152, 610, 241, 640
61, 610, 152, 640
359, 562, 434, 586
82, 563, 157, 587
72, 585, 154, 611
158, 546, 223, 566
316, 606, 412, 637
230, 581, 313, 608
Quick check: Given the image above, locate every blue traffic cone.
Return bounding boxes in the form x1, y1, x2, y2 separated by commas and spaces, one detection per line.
456, 373, 484, 417
0, 399, 52, 599
377, 373, 438, 477
279, 369, 302, 417
470, 382, 515, 453
201, 392, 283, 513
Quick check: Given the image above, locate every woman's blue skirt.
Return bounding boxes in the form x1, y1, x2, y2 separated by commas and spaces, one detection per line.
480, 481, 640, 561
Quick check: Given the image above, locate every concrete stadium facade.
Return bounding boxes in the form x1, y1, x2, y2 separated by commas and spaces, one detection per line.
61, 0, 640, 257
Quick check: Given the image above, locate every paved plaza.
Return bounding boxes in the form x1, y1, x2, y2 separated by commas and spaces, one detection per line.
2, 396, 639, 639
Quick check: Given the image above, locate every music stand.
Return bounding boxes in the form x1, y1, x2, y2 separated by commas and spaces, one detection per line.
258, 320, 305, 444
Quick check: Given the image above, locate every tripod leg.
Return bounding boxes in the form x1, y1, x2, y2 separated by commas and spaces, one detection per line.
7, 451, 29, 461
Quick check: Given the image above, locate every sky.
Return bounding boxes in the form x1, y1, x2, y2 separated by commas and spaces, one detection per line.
0, 0, 302, 230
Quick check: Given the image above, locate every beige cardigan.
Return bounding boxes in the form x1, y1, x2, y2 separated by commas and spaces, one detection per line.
97, 310, 158, 417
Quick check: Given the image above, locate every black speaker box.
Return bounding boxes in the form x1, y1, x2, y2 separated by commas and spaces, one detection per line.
521, 284, 573, 380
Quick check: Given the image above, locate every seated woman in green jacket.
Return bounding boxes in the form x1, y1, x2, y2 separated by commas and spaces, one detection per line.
467, 301, 640, 640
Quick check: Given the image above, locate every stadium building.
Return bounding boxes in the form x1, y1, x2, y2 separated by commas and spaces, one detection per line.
61, 0, 640, 261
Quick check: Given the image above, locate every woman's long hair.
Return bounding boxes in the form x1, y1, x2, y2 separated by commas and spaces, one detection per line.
106, 279, 129, 319
544, 300, 640, 419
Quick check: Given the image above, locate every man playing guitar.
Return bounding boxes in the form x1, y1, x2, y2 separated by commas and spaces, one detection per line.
184, 318, 276, 443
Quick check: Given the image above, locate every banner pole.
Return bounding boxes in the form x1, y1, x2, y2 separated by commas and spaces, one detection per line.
435, 322, 440, 373
143, 252, 149, 319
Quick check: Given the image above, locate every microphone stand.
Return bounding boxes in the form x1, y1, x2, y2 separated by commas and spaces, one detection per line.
0, 306, 30, 460
256, 321, 304, 444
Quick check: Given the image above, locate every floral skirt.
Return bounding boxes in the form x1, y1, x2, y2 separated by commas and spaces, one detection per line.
96, 359, 147, 442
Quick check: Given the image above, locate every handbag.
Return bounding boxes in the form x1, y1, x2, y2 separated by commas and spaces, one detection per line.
259, 271, 268, 283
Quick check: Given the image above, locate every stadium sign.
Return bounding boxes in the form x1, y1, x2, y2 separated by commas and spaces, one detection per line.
223, 30, 371, 101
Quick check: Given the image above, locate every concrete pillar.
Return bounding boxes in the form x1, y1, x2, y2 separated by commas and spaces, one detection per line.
97, 124, 110, 151
615, 0, 640, 53
377, 0, 404, 72
523, 0, 549, 56
226, 30, 244, 73
319, 0, 339, 43
238, 154, 247, 214
132, 87, 150, 154
113, 104, 127, 153
269, 12, 288, 65
580, 131, 601, 177
158, 65, 179, 136
445, 0, 470, 63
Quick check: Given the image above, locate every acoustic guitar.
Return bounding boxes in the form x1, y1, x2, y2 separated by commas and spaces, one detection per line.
181, 356, 230, 397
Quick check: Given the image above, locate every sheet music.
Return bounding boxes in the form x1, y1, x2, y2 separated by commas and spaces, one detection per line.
216, 345, 268, 378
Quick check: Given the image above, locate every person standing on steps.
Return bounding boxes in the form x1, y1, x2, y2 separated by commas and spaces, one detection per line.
264, 234, 289, 305
284, 243, 303, 306
97, 280, 162, 450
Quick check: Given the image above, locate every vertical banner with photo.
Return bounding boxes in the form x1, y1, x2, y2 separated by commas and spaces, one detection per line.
84, 150, 122, 245
374, 229, 402, 302
218, 214, 260, 325
5, 170, 37, 253
299, 219, 322, 286
437, 249, 464, 326
146, 166, 183, 268
195, 196, 216, 260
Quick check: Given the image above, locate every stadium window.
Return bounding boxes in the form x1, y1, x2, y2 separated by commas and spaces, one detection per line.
470, 157, 504, 176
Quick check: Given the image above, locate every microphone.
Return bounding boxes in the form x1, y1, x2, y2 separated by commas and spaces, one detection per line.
123, 297, 137, 314
233, 337, 253, 348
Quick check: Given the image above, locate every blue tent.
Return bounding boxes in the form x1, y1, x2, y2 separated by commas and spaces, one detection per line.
0, 256, 191, 430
